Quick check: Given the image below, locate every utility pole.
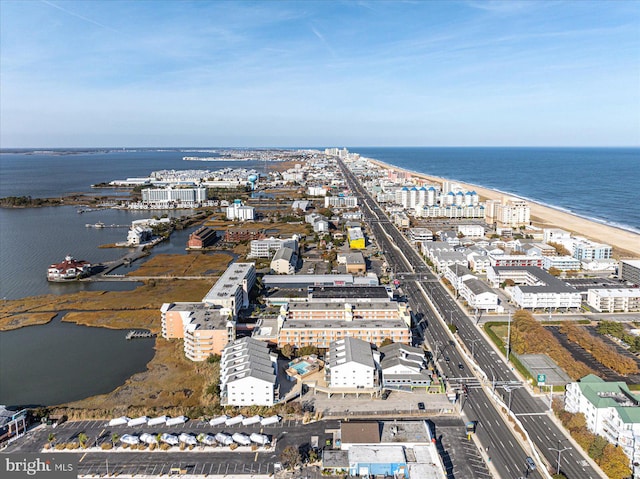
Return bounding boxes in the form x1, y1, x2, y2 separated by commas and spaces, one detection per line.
549, 440, 572, 476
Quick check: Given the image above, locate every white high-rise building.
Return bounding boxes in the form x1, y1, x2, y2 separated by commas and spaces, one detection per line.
226, 200, 255, 221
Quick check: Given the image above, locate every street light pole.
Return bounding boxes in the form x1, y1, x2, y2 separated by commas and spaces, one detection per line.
506, 310, 512, 364
469, 338, 480, 359
549, 441, 572, 475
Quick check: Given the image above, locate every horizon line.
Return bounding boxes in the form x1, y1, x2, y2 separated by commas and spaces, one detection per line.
1, 145, 639, 150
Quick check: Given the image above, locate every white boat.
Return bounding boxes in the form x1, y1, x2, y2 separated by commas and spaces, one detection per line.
178, 433, 197, 446
197, 433, 216, 445
108, 416, 130, 427
140, 433, 158, 445
250, 433, 270, 445
120, 434, 140, 445
160, 433, 179, 446
209, 415, 228, 426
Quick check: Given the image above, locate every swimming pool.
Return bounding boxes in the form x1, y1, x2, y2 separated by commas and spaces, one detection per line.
289, 360, 312, 375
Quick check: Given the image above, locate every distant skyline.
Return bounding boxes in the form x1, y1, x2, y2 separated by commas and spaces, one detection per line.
1, 0, 639, 148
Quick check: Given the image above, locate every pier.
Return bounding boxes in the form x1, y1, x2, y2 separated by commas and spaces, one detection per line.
85, 223, 129, 228
125, 330, 156, 340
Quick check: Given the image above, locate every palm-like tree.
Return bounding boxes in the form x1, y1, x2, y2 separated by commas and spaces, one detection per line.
47, 433, 56, 448
111, 433, 119, 447
78, 433, 88, 449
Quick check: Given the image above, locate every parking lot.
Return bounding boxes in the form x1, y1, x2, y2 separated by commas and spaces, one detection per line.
3, 418, 337, 477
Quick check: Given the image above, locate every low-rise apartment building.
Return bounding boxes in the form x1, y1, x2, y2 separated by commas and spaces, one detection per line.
379, 343, 431, 391
487, 265, 581, 310
326, 337, 378, 389
271, 246, 297, 275
587, 289, 640, 313
249, 235, 299, 258
565, 375, 640, 476
221, 337, 278, 406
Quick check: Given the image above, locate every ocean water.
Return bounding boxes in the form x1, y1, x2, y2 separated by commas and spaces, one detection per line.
351, 147, 640, 235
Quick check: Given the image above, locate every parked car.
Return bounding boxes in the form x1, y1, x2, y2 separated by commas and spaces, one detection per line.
458, 363, 464, 370
417, 402, 425, 411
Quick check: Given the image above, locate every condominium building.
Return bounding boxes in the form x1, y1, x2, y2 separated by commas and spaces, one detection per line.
419, 205, 485, 219
160, 302, 235, 361
486, 198, 530, 227
249, 235, 299, 258
487, 266, 581, 309
270, 246, 297, 275
221, 337, 278, 406
587, 289, 640, 313
127, 225, 152, 245
573, 240, 612, 261
277, 296, 411, 349
408, 228, 433, 246
324, 196, 358, 208
542, 255, 581, 272
620, 260, 640, 286
460, 278, 499, 311
565, 375, 640, 476
457, 224, 485, 238
325, 337, 378, 389
226, 200, 255, 221
202, 263, 256, 317
379, 343, 431, 391
489, 254, 544, 268
141, 186, 207, 207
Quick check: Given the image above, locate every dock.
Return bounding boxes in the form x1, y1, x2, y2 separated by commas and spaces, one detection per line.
85, 223, 129, 228
125, 330, 156, 340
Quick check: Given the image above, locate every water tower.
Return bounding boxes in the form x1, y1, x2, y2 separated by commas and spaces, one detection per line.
248, 174, 258, 190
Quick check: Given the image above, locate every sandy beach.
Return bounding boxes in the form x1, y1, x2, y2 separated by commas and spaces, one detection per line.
366, 158, 640, 258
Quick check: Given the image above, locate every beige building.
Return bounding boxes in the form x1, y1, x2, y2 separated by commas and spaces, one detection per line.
486, 197, 530, 228
277, 300, 411, 349
161, 302, 235, 361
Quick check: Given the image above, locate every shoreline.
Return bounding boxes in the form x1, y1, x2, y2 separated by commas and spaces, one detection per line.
365, 157, 640, 257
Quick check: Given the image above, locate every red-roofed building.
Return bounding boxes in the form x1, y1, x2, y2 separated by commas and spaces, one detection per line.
47, 255, 91, 281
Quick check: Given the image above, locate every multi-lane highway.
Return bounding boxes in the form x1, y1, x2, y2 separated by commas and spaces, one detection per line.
338, 158, 603, 479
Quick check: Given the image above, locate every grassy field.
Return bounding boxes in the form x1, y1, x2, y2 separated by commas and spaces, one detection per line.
127, 252, 234, 277
0, 312, 58, 331
56, 338, 219, 415
0, 280, 213, 331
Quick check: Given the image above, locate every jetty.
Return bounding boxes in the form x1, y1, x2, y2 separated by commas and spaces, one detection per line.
126, 330, 155, 340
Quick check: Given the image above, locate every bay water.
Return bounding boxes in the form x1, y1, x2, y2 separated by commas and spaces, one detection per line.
0, 147, 638, 406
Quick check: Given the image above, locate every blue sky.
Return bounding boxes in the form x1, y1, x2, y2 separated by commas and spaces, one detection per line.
1, 0, 639, 147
